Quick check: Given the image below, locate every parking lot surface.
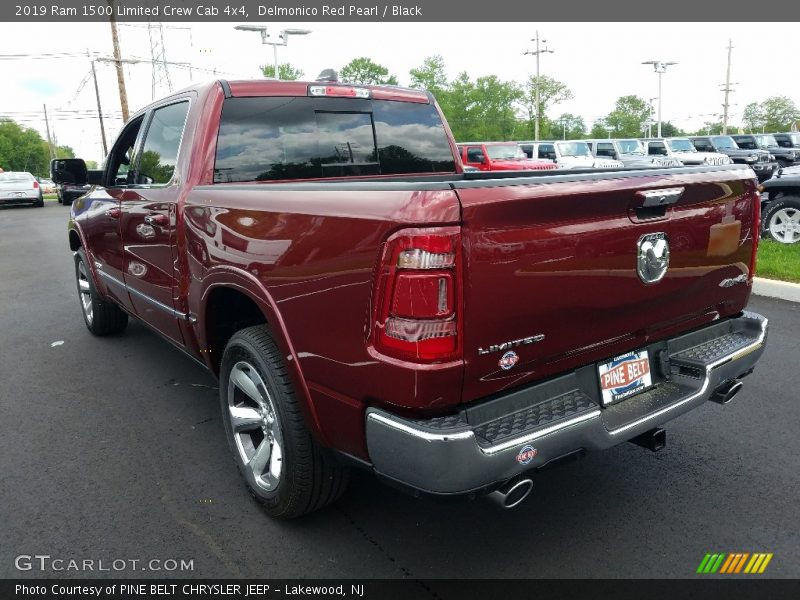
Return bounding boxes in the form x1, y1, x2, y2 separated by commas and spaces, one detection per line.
1, 202, 798, 579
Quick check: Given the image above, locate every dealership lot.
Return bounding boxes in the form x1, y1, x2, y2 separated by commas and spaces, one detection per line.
1, 203, 798, 579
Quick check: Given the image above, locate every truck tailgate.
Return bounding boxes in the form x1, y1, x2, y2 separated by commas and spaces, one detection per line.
454, 166, 759, 403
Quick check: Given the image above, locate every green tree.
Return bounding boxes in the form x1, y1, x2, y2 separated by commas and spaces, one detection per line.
85, 160, 99, 169
604, 95, 651, 137
0, 119, 50, 176
658, 121, 685, 137
760, 96, 800, 132
260, 62, 304, 80
550, 113, 586, 140
589, 119, 612, 139
56, 145, 75, 158
741, 102, 764, 133
472, 76, 523, 141
340, 57, 398, 85
440, 71, 477, 142
519, 75, 573, 139
409, 55, 448, 95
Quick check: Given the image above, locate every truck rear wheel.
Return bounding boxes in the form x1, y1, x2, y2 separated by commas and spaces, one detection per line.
74, 249, 128, 335
220, 325, 349, 518
763, 196, 800, 244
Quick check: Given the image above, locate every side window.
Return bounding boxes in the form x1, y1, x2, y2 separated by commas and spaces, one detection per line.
136, 101, 190, 185
466, 147, 486, 163
693, 139, 711, 152
735, 138, 755, 150
537, 144, 555, 159
649, 142, 667, 156
106, 115, 145, 187
596, 143, 615, 158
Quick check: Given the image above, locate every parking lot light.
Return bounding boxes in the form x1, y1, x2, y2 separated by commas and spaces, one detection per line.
642, 60, 678, 138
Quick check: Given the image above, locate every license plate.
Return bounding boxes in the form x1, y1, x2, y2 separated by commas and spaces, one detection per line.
598, 350, 653, 406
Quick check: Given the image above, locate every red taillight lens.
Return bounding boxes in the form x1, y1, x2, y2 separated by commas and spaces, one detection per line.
33, 180, 39, 189
749, 184, 761, 279
372, 227, 462, 362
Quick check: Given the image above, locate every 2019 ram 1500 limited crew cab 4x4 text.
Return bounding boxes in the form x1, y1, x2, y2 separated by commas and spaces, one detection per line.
53, 78, 768, 518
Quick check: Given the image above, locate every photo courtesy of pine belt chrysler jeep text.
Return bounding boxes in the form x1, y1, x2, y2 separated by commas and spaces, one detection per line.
51, 75, 769, 518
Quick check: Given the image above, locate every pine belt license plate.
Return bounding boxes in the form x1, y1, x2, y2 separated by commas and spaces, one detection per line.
598, 350, 653, 406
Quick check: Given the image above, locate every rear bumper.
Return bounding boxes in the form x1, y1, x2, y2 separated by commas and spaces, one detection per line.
366, 311, 768, 495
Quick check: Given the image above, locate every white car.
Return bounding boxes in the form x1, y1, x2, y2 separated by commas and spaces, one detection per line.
0, 171, 44, 207
643, 138, 732, 166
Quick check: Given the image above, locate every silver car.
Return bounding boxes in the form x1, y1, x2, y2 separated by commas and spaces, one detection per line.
0, 171, 44, 207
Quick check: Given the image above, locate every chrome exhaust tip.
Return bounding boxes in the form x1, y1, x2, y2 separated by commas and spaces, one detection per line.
488, 478, 534, 509
711, 379, 743, 405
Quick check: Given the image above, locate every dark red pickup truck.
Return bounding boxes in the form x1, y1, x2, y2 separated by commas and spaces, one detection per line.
53, 77, 768, 518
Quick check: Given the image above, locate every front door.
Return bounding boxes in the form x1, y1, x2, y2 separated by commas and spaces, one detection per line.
120, 100, 191, 345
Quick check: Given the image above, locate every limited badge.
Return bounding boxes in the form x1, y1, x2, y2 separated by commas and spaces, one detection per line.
516, 445, 538, 465
498, 350, 519, 370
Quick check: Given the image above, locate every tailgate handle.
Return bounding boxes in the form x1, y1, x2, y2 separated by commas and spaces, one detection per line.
637, 187, 684, 207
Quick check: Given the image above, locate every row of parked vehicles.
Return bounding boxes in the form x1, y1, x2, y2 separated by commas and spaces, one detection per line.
456, 133, 800, 244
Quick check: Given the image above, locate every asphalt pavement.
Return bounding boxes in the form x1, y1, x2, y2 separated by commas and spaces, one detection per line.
1, 201, 798, 580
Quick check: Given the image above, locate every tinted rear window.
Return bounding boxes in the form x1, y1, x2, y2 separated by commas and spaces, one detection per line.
214, 96, 456, 183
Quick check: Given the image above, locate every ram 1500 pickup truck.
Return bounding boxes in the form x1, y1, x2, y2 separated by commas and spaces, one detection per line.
53, 78, 768, 518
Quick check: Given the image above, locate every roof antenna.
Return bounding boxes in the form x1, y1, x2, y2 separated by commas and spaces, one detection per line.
316, 69, 339, 83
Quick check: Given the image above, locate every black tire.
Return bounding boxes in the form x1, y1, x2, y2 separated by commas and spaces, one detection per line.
220, 325, 349, 519
34, 192, 44, 207
762, 195, 800, 244
74, 248, 128, 335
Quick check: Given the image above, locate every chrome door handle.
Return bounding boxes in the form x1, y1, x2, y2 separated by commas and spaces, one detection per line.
144, 213, 169, 227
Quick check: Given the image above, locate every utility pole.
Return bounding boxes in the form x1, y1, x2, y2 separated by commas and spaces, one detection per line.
721, 39, 737, 135
89, 55, 108, 156
107, 2, 130, 122
642, 60, 677, 138
524, 31, 554, 141
42, 104, 55, 161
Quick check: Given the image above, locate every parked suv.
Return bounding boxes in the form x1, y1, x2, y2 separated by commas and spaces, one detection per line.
773, 133, 800, 150
731, 134, 800, 169
457, 142, 557, 172
519, 140, 623, 169
689, 135, 777, 181
585, 139, 682, 168
642, 138, 732, 166
758, 165, 800, 243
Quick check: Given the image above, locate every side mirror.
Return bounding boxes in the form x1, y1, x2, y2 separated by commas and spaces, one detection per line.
51, 158, 88, 185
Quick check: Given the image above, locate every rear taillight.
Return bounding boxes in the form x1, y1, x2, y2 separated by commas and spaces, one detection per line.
749, 184, 761, 279
309, 85, 370, 98
372, 227, 462, 362
33, 180, 39, 189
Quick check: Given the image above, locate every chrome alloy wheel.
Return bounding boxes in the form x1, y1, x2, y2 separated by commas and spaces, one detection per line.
227, 361, 284, 493
768, 207, 800, 244
77, 260, 94, 325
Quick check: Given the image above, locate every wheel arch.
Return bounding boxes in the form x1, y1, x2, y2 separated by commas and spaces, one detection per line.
197, 270, 330, 447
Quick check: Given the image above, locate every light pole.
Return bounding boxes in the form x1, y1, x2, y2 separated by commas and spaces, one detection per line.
234, 25, 311, 80
642, 60, 677, 138
524, 31, 554, 141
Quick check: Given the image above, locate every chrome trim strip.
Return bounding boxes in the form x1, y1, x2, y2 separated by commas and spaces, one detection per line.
607, 316, 768, 436
96, 269, 192, 322
367, 412, 474, 442
479, 409, 602, 455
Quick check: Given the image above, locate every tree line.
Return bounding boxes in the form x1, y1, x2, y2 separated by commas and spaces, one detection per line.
266, 56, 800, 141
0, 120, 76, 177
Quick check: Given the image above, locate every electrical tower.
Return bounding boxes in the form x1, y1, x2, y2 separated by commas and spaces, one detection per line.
148, 21, 173, 100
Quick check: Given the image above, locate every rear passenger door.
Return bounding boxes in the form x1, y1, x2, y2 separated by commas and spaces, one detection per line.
120, 99, 191, 345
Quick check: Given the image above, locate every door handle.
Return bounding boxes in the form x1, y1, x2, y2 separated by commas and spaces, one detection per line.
636, 187, 685, 207
144, 213, 169, 227
105, 207, 121, 218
